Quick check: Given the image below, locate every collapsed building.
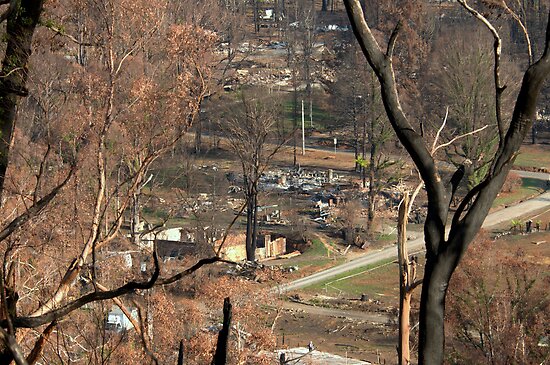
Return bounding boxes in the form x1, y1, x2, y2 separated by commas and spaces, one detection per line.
215, 233, 287, 262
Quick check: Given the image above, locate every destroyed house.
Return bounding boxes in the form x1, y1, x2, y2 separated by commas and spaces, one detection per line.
156, 240, 197, 261
256, 234, 287, 259
215, 233, 286, 261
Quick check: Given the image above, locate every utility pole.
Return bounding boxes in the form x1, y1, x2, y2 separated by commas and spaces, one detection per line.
301, 100, 305, 155
310, 100, 313, 128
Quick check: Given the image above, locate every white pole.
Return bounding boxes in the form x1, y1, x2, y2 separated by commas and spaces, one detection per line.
302, 100, 305, 155
334, 137, 337, 154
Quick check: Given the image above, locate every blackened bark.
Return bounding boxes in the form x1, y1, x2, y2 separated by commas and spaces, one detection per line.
177, 339, 185, 365
245, 182, 258, 261
293, 81, 298, 167
212, 298, 232, 365
251, 194, 258, 255
343, 1, 550, 363
245, 190, 255, 261
26, 321, 56, 365
353, 106, 359, 171
0, 0, 44, 201
418, 250, 450, 364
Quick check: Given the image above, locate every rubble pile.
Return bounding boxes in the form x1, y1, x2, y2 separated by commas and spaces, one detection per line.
260, 167, 343, 192
229, 261, 298, 282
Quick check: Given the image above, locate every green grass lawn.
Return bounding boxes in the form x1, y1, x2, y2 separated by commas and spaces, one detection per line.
514, 145, 550, 169
302, 258, 399, 298
283, 238, 345, 272
283, 100, 335, 132
493, 177, 546, 207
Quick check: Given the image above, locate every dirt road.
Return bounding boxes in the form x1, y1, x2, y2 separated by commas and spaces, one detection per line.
282, 300, 391, 323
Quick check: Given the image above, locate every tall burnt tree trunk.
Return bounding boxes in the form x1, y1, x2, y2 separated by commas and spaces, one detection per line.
177, 339, 185, 365
343, 1, 550, 363
398, 195, 410, 365
353, 107, 359, 171
245, 175, 260, 261
0, 0, 44, 201
293, 77, 298, 167
0, 1, 44, 359
251, 191, 259, 257
245, 180, 256, 261
212, 297, 232, 365
361, 116, 367, 188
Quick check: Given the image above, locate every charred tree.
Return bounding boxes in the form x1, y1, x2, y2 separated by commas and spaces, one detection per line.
343, 0, 550, 363
212, 297, 232, 365
0, 0, 44, 201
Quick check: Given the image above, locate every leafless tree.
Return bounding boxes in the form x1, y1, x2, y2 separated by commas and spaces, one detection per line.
343, 0, 550, 363
221, 97, 283, 261
0, 1, 222, 363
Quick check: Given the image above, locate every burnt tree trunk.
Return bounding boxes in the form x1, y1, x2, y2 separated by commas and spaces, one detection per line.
212, 297, 232, 365
177, 339, 185, 365
343, 1, 550, 363
0, 0, 44, 201
245, 180, 258, 261
361, 112, 367, 188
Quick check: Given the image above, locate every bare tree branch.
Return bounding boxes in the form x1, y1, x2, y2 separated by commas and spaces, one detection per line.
0, 167, 74, 242
501, 1, 532, 65
0, 327, 28, 365
387, 21, 402, 58
7, 254, 231, 329
432, 125, 489, 154
431, 107, 449, 154
457, 0, 505, 147
344, 0, 446, 231
42, 22, 94, 46
26, 321, 56, 365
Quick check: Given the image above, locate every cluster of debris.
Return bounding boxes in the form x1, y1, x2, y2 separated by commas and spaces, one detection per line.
228, 260, 299, 282
260, 167, 343, 192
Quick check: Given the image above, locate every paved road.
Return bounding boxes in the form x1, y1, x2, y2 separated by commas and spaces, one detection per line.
514, 170, 550, 180
275, 188, 550, 293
